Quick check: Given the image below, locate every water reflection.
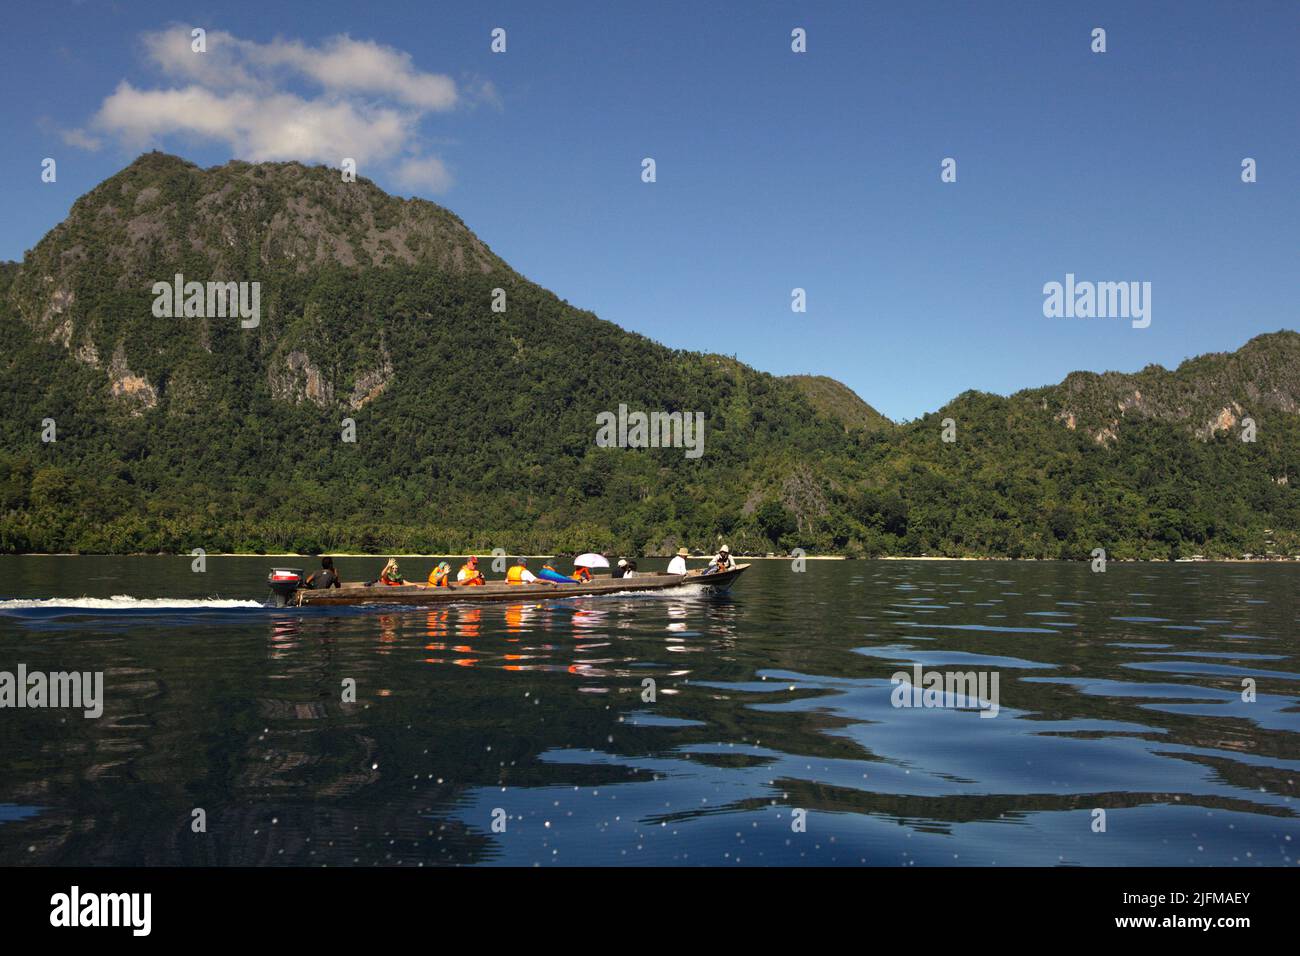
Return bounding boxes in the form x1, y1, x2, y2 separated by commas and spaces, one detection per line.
0, 557, 1296, 865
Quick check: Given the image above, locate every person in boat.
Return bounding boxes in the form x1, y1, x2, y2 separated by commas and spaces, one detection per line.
537, 563, 581, 584
667, 548, 689, 576
506, 558, 540, 586
571, 564, 593, 583
623, 559, 638, 579
428, 561, 454, 588
457, 555, 486, 586
706, 545, 734, 574
612, 559, 629, 579
379, 558, 413, 586
306, 555, 341, 589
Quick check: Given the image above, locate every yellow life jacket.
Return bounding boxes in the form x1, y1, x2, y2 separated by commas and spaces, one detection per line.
506, 565, 526, 584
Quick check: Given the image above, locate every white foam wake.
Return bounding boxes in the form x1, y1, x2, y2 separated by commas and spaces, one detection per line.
582, 584, 711, 599
0, 595, 265, 610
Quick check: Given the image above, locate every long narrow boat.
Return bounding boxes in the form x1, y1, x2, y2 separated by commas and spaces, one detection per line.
267, 564, 749, 607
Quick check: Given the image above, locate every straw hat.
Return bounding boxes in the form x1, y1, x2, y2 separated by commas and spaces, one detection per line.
676, 548, 689, 556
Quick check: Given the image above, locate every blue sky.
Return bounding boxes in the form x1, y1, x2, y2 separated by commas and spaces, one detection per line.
1, 0, 1296, 421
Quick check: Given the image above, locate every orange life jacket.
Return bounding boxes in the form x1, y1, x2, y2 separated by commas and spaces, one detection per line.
458, 564, 485, 585
572, 567, 592, 582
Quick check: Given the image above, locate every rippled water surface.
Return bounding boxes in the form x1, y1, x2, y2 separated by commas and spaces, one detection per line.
0, 556, 1296, 866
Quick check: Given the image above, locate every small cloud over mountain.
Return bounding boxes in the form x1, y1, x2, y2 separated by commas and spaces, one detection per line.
63, 26, 479, 193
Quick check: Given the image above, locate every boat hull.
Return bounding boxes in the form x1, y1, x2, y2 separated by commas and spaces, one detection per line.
681, 564, 747, 591
286, 564, 748, 607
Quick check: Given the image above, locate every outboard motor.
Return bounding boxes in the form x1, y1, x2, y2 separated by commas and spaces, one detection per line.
267, 568, 305, 607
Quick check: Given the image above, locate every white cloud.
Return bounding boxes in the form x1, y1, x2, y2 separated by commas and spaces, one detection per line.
394, 156, 454, 193
36, 115, 103, 151
139, 29, 459, 111
61, 128, 103, 151
139, 28, 266, 91
94, 82, 410, 166
268, 36, 458, 112
77, 26, 475, 193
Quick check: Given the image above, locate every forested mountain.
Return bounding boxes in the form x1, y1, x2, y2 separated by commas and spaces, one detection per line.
784, 375, 893, 433
0, 153, 1296, 559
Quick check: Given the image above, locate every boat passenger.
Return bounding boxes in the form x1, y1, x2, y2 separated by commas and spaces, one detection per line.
428, 561, 454, 587
612, 559, 629, 579
571, 565, 593, 583
506, 558, 540, 585
457, 555, 486, 586
667, 548, 689, 575
539, 564, 580, 584
379, 558, 413, 586
306, 556, 341, 589
707, 545, 734, 574
624, 559, 638, 579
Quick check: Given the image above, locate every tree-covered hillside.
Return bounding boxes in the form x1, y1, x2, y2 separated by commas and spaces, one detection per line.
0, 153, 1296, 559
784, 375, 893, 433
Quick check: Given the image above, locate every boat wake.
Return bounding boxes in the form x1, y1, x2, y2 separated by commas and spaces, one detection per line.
561, 583, 714, 601
0, 594, 277, 631
0, 595, 266, 613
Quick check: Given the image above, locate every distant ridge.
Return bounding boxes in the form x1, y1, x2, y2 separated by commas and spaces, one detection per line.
1027, 330, 1300, 444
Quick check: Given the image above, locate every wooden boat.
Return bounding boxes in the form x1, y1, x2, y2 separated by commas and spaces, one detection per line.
267, 563, 749, 607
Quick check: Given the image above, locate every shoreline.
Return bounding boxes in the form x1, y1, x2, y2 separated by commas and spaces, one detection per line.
4, 553, 1296, 564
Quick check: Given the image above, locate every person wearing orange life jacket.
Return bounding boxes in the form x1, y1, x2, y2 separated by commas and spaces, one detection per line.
428, 561, 454, 587
571, 565, 592, 583
457, 555, 486, 586
537, 563, 584, 585
506, 558, 542, 585
379, 558, 413, 586
506, 556, 559, 587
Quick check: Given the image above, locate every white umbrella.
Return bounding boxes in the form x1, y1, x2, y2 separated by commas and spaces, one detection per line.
573, 552, 610, 569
